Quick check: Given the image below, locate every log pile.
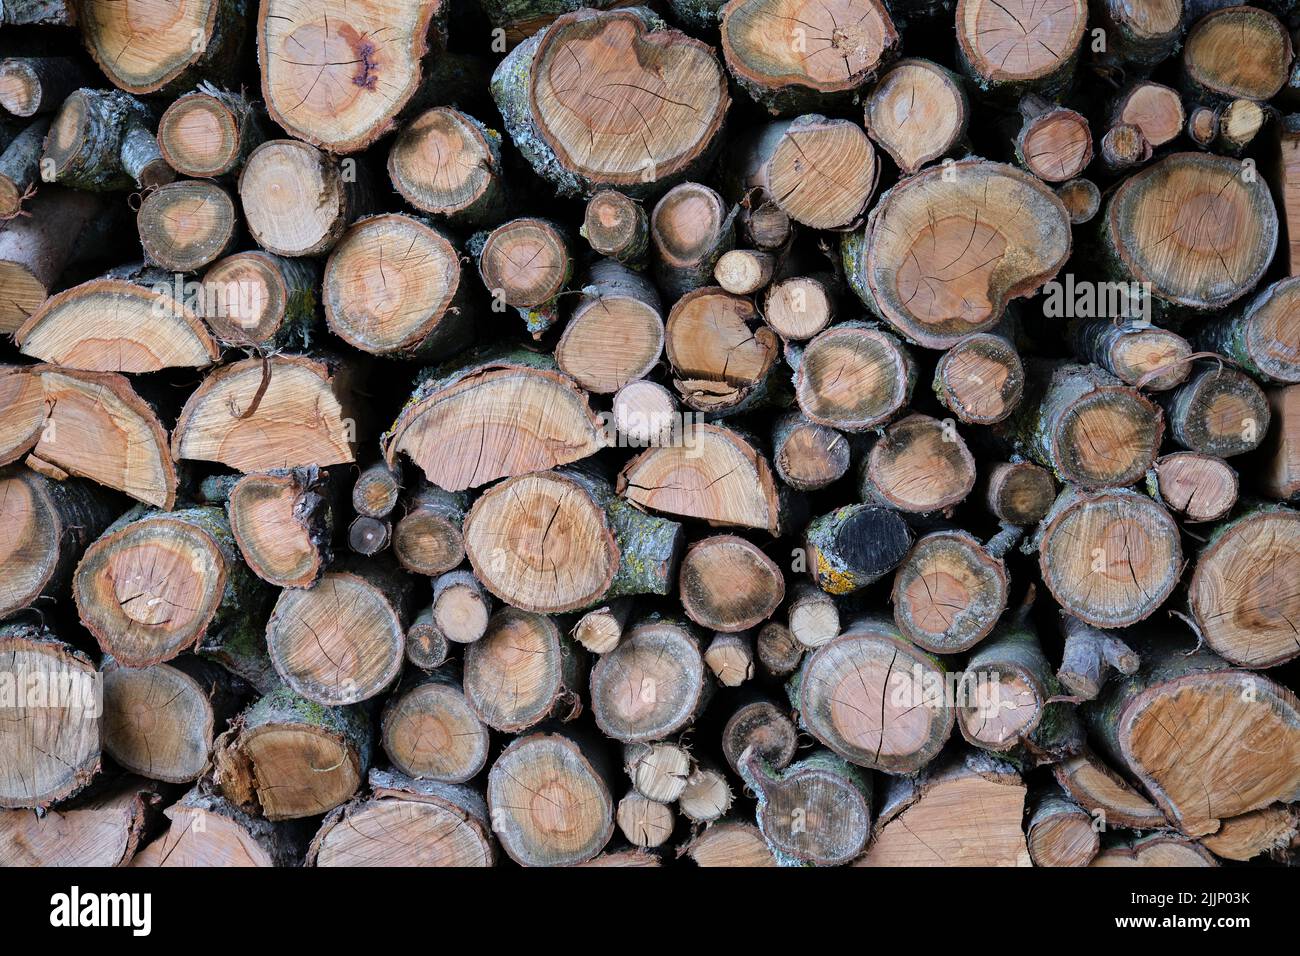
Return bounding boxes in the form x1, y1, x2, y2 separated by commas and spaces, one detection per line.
3, 0, 1300, 870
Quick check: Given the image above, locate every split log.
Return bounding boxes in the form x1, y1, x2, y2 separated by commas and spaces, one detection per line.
157, 85, 265, 179
199, 251, 318, 350
756, 620, 803, 676
16, 267, 218, 372
1162, 361, 1270, 457
1183, 5, 1292, 101
677, 766, 733, 824
555, 258, 663, 394
616, 792, 675, 848
740, 748, 873, 866
1053, 749, 1168, 830
1195, 277, 1300, 384
1152, 451, 1238, 522
1091, 833, 1217, 867
172, 354, 359, 472
486, 731, 615, 866
1026, 789, 1100, 867
590, 616, 710, 743
618, 423, 787, 534
464, 608, 583, 733
80, 0, 245, 95
392, 483, 467, 576
265, 563, 409, 705
771, 412, 850, 492
890, 529, 1011, 654
858, 413, 977, 515
1071, 321, 1193, 391
679, 535, 784, 633
226, 468, 334, 588
309, 770, 494, 867
856, 751, 1030, 866
474, 216, 571, 336
405, 607, 450, 672
1015, 99, 1092, 182
763, 274, 834, 342
955, 0, 1085, 96
324, 214, 475, 360
431, 570, 491, 645
983, 460, 1055, 525
863, 58, 968, 175
651, 182, 735, 302
792, 616, 953, 773
1036, 486, 1182, 628
624, 741, 692, 803
491, 8, 729, 196
0, 57, 90, 118
75, 505, 269, 668
0, 623, 100, 809
933, 333, 1024, 425
131, 789, 308, 868
384, 349, 605, 492
793, 323, 914, 431
214, 684, 372, 821
720, 0, 898, 114
843, 158, 1071, 349
685, 820, 776, 866
1187, 504, 1300, 668
381, 671, 490, 784
721, 697, 797, 774
786, 581, 839, 649
1009, 362, 1164, 489
582, 190, 649, 266
1086, 634, 1300, 837
257, 0, 444, 153
574, 599, 634, 655
137, 180, 238, 272
0, 778, 161, 867
388, 107, 506, 227
1101, 152, 1277, 311
238, 140, 374, 257
101, 655, 244, 784
0, 468, 116, 620
1056, 615, 1141, 701
0, 188, 104, 332
803, 503, 913, 595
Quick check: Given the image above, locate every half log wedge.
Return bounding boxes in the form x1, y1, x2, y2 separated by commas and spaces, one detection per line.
792, 616, 953, 774
265, 563, 409, 705
75, 505, 270, 669
1052, 749, 1167, 830
487, 731, 615, 866
1187, 504, 1300, 668
843, 159, 1072, 349
258, 0, 445, 153
0, 623, 101, 809
720, 0, 898, 115
1086, 634, 1300, 838
130, 788, 309, 868
1101, 152, 1277, 312
463, 609, 584, 733
0, 778, 162, 867
741, 749, 872, 866
172, 354, 359, 473
226, 468, 334, 588
618, 423, 787, 535
79, 0, 245, 95
17, 268, 218, 373
214, 684, 372, 821
309, 769, 495, 867
492, 8, 729, 196
385, 349, 605, 492
324, 214, 474, 360
0, 469, 117, 620
856, 751, 1031, 866
0, 189, 104, 333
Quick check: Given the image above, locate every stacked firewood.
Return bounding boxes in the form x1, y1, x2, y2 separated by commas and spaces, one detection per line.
1, 0, 1299, 868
